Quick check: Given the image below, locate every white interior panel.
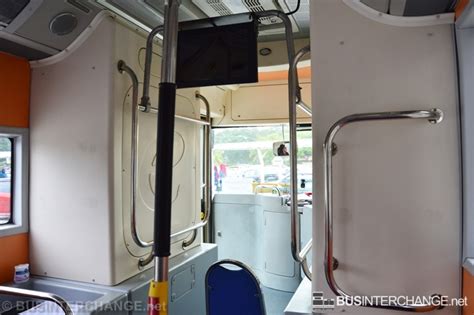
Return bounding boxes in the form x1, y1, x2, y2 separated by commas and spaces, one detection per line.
264, 211, 295, 277
456, 4, 474, 272
30, 15, 203, 285
213, 80, 312, 126
213, 194, 262, 270
310, 1, 460, 314
30, 16, 117, 285
121, 88, 201, 256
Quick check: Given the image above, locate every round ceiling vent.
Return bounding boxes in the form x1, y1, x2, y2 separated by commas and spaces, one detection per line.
49, 12, 78, 36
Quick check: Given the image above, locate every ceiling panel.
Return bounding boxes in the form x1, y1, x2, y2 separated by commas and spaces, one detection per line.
13, 0, 101, 50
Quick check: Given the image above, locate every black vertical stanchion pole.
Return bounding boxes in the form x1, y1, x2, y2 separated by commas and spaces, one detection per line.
147, 0, 180, 314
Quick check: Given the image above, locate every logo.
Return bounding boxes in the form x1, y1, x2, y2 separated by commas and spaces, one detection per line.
311, 292, 468, 310
312, 291, 335, 311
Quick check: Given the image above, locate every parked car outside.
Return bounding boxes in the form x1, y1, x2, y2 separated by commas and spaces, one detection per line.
0, 192, 11, 223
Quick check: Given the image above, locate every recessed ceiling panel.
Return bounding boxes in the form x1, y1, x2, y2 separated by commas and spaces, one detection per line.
0, 0, 30, 25
13, 0, 101, 50
0, 36, 50, 60
102, 0, 163, 27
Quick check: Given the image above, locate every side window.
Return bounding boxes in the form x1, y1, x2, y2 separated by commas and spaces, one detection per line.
0, 128, 28, 236
0, 137, 12, 225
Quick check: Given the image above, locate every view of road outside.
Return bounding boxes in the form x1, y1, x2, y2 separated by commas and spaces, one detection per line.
212, 125, 312, 194
0, 137, 12, 225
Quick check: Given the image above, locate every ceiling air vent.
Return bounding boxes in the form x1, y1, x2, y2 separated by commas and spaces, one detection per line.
207, 0, 233, 16
242, 0, 275, 26
243, 0, 266, 12
191, 0, 299, 35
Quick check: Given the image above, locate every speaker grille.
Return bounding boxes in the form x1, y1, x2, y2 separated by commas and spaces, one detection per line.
49, 12, 78, 36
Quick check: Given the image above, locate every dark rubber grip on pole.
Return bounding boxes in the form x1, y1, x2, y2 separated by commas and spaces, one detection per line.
154, 82, 177, 258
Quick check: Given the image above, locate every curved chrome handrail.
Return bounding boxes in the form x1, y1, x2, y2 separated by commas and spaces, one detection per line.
138, 25, 210, 127
288, 46, 313, 280
323, 109, 444, 312
182, 229, 197, 248
254, 11, 313, 280
0, 286, 74, 315
144, 106, 210, 126
118, 60, 153, 248
290, 45, 312, 116
119, 60, 213, 253
140, 25, 164, 112
182, 92, 212, 248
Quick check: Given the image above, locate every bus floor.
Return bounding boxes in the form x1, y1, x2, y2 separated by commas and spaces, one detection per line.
262, 285, 294, 315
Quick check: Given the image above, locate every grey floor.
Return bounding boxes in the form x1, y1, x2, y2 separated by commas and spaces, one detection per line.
261, 286, 294, 315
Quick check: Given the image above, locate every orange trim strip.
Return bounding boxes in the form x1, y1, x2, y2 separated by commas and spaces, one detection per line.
0, 233, 29, 284
0, 52, 30, 128
259, 66, 311, 82
456, 0, 470, 19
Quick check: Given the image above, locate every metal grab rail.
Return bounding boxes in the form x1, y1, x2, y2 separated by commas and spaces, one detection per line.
288, 45, 313, 280
254, 10, 313, 280
145, 106, 210, 126
182, 92, 213, 248
289, 45, 312, 116
138, 23, 208, 126
119, 60, 153, 248
140, 25, 163, 112
0, 286, 74, 315
323, 109, 444, 312
139, 93, 212, 267
119, 61, 213, 252
139, 24, 211, 128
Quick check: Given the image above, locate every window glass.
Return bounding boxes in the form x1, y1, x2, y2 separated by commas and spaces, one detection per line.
212, 125, 312, 195
0, 137, 12, 225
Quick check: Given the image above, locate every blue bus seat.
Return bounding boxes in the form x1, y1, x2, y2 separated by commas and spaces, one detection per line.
205, 259, 266, 315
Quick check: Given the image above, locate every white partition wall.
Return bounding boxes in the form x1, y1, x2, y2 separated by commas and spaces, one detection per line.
311, 1, 461, 314
457, 2, 474, 274
29, 15, 205, 285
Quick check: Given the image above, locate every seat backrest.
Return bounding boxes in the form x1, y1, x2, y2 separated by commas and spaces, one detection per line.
205, 259, 266, 315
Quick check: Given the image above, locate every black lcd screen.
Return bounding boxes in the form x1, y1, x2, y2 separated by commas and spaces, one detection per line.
176, 14, 258, 89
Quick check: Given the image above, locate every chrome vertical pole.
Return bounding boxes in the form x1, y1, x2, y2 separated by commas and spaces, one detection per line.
149, 0, 180, 314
